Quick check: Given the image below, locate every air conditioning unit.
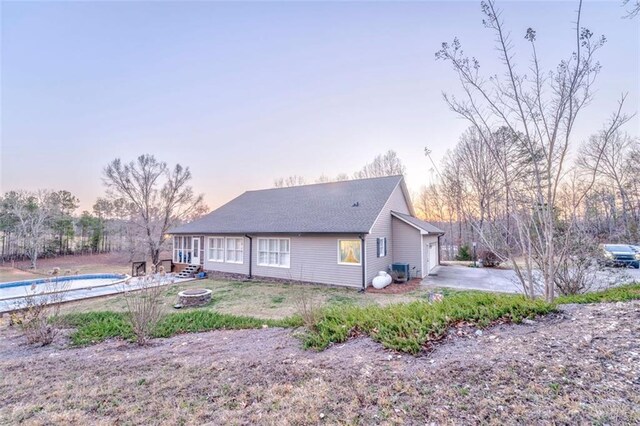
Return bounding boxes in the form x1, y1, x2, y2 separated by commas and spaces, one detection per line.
391, 263, 410, 282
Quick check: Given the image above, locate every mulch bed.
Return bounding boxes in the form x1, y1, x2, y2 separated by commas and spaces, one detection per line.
366, 278, 421, 294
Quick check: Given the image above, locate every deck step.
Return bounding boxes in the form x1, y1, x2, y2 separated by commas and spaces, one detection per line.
176, 264, 200, 278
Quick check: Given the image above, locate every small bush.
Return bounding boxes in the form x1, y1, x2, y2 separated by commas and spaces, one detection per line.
60, 312, 133, 346
154, 310, 271, 337
293, 289, 322, 331
479, 249, 501, 267
11, 278, 68, 346
122, 274, 168, 346
556, 283, 640, 304
456, 244, 472, 261
61, 310, 302, 346
302, 292, 554, 354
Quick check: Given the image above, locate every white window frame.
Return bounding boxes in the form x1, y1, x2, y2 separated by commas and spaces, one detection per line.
225, 237, 244, 264
257, 238, 291, 268
173, 235, 194, 264
377, 237, 387, 258
207, 237, 225, 262
337, 239, 362, 266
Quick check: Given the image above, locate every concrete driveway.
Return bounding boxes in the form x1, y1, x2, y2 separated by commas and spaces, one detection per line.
422, 264, 640, 294
422, 265, 523, 294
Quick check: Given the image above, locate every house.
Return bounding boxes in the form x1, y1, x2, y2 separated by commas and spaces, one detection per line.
168, 175, 444, 289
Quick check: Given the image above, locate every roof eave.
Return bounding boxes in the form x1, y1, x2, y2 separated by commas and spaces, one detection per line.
167, 230, 371, 235
391, 211, 445, 235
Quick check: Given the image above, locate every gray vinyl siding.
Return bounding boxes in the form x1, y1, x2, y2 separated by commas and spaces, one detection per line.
366, 184, 412, 283
252, 234, 362, 287
203, 235, 250, 275
201, 234, 362, 288
186, 181, 418, 287
391, 217, 422, 278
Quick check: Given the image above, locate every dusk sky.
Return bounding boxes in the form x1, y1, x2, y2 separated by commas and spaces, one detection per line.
2, 1, 638, 211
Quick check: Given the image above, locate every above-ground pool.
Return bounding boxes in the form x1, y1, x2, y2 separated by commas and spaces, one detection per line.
0, 274, 128, 302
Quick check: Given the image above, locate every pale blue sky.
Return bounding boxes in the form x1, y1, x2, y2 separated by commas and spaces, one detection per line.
1, 1, 638, 211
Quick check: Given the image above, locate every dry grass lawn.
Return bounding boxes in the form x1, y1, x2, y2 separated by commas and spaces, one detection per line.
59, 278, 429, 319
3, 254, 637, 424
3, 253, 429, 320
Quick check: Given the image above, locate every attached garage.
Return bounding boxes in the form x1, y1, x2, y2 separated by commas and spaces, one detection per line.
391, 211, 444, 278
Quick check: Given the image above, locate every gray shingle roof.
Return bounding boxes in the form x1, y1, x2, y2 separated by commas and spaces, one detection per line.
169, 175, 404, 234
391, 211, 445, 234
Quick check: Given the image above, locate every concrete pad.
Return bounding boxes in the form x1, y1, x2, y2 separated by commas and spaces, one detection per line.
422, 264, 640, 295
422, 265, 524, 294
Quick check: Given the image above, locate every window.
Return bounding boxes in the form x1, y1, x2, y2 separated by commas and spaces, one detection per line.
257, 238, 290, 268
338, 239, 361, 265
377, 237, 387, 258
226, 237, 244, 263
208, 237, 224, 262
173, 236, 193, 264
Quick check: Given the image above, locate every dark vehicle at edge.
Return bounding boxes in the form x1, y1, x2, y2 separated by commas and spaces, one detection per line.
602, 244, 640, 269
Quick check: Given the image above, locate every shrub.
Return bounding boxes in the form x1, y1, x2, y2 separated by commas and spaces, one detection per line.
121, 274, 168, 345
61, 309, 302, 346
553, 232, 627, 296
479, 249, 501, 267
293, 289, 321, 331
456, 244, 472, 261
60, 311, 133, 346
302, 291, 554, 354
555, 283, 640, 304
11, 276, 68, 346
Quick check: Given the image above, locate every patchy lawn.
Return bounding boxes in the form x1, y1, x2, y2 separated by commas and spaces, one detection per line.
58, 278, 429, 320
0, 300, 638, 424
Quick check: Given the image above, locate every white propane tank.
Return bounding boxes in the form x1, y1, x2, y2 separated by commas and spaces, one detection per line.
372, 271, 393, 289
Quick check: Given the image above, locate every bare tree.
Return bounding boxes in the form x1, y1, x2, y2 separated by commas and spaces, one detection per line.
622, 0, 640, 17
353, 150, 406, 179
103, 155, 206, 266
2, 190, 58, 269
274, 175, 307, 188
436, 0, 631, 301
579, 131, 638, 240
314, 173, 350, 184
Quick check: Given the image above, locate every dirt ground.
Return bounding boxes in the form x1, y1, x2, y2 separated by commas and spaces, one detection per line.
1, 301, 638, 425
0, 253, 131, 283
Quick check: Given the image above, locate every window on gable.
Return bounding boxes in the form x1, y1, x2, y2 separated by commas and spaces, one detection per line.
376, 237, 388, 258
257, 238, 290, 268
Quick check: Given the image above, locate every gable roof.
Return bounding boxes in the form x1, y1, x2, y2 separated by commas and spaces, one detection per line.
391, 211, 445, 235
170, 175, 406, 234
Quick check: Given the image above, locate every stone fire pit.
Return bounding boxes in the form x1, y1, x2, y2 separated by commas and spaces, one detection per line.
176, 288, 212, 308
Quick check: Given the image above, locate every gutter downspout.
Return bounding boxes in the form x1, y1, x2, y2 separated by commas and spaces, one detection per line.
245, 234, 253, 279
359, 234, 366, 293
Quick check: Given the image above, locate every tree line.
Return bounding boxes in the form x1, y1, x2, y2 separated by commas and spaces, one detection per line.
1, 155, 206, 269
418, 0, 637, 301
273, 150, 407, 188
